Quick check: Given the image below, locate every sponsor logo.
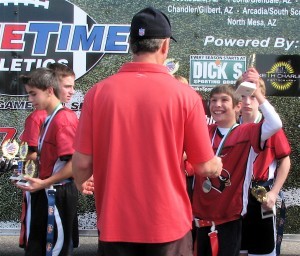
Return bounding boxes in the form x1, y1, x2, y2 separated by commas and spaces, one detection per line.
257, 54, 300, 96
189, 55, 246, 90
267, 61, 294, 90
0, 0, 130, 96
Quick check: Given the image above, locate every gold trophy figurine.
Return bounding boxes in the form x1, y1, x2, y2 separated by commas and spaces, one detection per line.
247, 53, 256, 68
251, 185, 268, 203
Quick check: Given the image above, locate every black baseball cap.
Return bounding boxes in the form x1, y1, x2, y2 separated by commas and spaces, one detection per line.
130, 7, 176, 42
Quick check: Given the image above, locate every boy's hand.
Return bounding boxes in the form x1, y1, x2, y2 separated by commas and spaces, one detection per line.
242, 67, 265, 103
242, 68, 260, 89
15, 176, 47, 192
81, 175, 94, 195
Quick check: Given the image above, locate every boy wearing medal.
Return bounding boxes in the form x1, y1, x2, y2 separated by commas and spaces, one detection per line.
237, 78, 291, 256
15, 67, 78, 256
21, 63, 76, 161
192, 68, 283, 256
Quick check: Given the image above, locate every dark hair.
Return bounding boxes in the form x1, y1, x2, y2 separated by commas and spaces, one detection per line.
47, 63, 75, 80
210, 84, 241, 107
20, 68, 60, 98
129, 38, 164, 54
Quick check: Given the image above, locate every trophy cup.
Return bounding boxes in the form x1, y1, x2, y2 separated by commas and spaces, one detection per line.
10, 142, 28, 180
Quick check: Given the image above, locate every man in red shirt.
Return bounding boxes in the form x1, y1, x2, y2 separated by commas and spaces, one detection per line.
73, 6, 222, 256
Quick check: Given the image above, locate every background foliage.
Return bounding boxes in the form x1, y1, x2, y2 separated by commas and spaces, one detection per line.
0, 0, 299, 233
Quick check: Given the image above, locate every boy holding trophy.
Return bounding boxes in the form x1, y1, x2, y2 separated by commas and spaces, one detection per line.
15, 67, 78, 256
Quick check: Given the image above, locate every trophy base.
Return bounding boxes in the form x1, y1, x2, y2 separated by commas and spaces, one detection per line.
235, 81, 256, 96
261, 205, 276, 219
16, 179, 30, 187
9, 173, 23, 181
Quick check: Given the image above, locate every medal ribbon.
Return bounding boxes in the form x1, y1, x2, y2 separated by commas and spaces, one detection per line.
46, 188, 56, 256
37, 103, 62, 256
38, 103, 63, 155
212, 123, 239, 157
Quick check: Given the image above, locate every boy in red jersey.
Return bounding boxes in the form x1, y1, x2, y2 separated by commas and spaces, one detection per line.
237, 78, 291, 256
192, 68, 283, 256
15, 67, 78, 256
21, 63, 76, 160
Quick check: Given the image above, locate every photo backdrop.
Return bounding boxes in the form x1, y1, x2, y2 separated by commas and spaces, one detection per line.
0, 0, 299, 234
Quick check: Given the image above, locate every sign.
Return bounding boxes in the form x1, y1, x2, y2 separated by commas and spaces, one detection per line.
0, 0, 130, 96
256, 54, 300, 96
190, 55, 246, 91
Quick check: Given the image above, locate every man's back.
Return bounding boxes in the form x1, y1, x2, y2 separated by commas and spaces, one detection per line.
75, 62, 212, 242
73, 8, 222, 255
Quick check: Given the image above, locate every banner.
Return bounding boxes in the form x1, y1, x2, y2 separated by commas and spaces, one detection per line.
0, 0, 299, 234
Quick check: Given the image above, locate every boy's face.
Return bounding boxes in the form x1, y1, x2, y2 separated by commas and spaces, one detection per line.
241, 95, 259, 117
59, 75, 75, 103
209, 93, 241, 127
25, 85, 52, 110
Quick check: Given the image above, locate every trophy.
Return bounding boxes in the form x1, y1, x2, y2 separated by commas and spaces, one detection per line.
251, 185, 275, 219
15, 145, 37, 186
16, 159, 37, 187
10, 142, 28, 180
235, 53, 256, 96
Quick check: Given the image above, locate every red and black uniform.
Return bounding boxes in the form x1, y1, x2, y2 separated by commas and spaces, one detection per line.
24, 108, 79, 256
241, 127, 291, 256
193, 122, 263, 256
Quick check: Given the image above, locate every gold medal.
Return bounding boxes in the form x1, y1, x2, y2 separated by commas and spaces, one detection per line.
1, 140, 19, 160
251, 185, 268, 203
24, 160, 37, 178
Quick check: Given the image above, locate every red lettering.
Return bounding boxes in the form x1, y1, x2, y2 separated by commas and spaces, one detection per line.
1, 24, 26, 50
0, 127, 17, 146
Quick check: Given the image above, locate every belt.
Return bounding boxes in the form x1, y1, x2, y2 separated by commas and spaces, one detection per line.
251, 179, 273, 188
194, 218, 226, 228
53, 178, 73, 187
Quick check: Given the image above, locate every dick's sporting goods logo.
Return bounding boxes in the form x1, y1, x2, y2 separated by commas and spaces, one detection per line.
0, 0, 130, 96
